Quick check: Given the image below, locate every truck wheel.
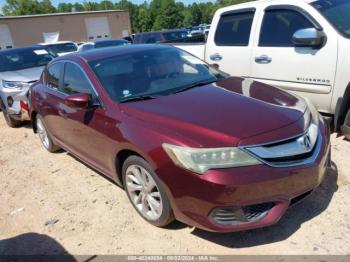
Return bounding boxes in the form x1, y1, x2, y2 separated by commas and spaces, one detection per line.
3, 111, 22, 128
341, 109, 350, 141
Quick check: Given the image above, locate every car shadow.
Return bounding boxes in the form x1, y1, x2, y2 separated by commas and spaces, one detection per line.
191, 162, 339, 248
65, 152, 188, 231
0, 233, 76, 260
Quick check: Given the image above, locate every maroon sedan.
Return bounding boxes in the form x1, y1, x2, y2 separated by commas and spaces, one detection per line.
29, 45, 330, 232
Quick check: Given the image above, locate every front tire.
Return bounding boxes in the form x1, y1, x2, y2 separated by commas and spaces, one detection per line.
36, 114, 61, 152
122, 156, 174, 227
341, 109, 350, 141
3, 111, 22, 128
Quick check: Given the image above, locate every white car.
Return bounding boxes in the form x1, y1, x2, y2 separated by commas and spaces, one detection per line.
173, 0, 350, 139
36, 41, 78, 57
0, 46, 53, 127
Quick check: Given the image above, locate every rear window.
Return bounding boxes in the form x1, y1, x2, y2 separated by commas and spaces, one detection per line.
45, 43, 77, 56
94, 40, 128, 49
0, 48, 53, 72
214, 11, 255, 46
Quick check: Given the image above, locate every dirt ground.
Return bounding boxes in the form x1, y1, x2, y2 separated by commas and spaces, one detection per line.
0, 116, 350, 256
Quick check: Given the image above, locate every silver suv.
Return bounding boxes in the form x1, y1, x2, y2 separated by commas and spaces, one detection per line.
0, 46, 53, 127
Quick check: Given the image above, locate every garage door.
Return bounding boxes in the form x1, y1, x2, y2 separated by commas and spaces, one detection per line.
85, 17, 111, 41
0, 24, 14, 50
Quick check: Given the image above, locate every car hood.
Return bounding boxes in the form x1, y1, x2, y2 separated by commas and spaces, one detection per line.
121, 77, 307, 147
0, 66, 44, 83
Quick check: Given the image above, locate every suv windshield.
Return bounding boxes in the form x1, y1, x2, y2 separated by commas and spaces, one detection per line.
0, 48, 53, 72
45, 43, 77, 56
311, 0, 350, 38
89, 47, 226, 102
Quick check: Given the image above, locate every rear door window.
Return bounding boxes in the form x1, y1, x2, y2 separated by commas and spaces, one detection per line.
214, 10, 255, 46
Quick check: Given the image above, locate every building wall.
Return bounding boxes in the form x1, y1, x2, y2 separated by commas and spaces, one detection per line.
0, 11, 131, 47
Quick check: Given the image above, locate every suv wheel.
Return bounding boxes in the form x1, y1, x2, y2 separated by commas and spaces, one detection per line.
3, 110, 21, 128
122, 156, 174, 227
341, 109, 350, 141
36, 115, 61, 152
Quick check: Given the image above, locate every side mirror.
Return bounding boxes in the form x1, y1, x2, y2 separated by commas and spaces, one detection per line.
292, 28, 326, 48
64, 93, 91, 109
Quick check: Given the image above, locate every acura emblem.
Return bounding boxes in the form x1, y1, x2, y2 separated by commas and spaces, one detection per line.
303, 134, 312, 150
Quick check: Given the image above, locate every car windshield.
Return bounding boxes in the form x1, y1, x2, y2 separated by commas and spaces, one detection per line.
45, 43, 77, 56
311, 0, 350, 38
89, 47, 226, 102
94, 40, 128, 49
0, 48, 53, 72
162, 31, 188, 41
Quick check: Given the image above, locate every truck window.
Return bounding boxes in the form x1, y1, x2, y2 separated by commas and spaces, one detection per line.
214, 11, 255, 46
143, 33, 162, 44
259, 9, 314, 47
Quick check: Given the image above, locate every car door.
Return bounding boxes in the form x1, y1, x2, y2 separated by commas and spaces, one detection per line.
58, 61, 117, 174
250, 4, 338, 113
205, 8, 257, 77
39, 61, 68, 142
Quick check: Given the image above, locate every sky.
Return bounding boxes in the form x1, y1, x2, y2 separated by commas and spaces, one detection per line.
0, 0, 214, 8
0, 0, 215, 14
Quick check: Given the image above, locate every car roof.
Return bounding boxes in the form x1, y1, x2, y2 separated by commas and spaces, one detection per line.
93, 38, 128, 43
37, 41, 75, 46
0, 45, 48, 55
221, 0, 314, 9
135, 29, 188, 35
63, 44, 174, 62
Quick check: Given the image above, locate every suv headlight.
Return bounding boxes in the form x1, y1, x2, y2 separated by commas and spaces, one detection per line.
2, 80, 30, 90
162, 144, 261, 174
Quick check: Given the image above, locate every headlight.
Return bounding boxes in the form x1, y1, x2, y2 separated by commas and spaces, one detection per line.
2, 80, 30, 90
162, 144, 262, 174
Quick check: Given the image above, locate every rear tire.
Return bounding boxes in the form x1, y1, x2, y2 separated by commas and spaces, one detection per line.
341, 109, 350, 141
3, 110, 22, 128
36, 114, 61, 153
122, 155, 174, 227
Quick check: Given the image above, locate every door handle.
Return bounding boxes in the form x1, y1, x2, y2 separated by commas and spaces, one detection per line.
255, 55, 272, 64
210, 53, 223, 61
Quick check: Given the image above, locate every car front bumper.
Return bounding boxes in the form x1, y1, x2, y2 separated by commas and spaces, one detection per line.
156, 119, 331, 232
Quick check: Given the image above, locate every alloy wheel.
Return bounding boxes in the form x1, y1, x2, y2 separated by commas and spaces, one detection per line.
36, 117, 50, 149
125, 164, 163, 221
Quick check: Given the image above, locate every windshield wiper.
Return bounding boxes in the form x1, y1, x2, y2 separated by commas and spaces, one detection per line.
174, 79, 217, 94
119, 94, 159, 103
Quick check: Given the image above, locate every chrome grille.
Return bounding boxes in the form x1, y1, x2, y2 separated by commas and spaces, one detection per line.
244, 122, 321, 167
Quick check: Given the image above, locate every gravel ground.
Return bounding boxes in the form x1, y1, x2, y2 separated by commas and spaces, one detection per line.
0, 116, 349, 255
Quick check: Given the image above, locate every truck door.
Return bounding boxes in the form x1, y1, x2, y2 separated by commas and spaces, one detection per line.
250, 4, 338, 113
205, 8, 257, 77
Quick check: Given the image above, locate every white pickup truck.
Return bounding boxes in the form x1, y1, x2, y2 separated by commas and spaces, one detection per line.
173, 0, 350, 139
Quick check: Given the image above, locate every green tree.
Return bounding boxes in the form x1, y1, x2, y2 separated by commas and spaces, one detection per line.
3, 0, 56, 15
99, 0, 115, 10
152, 0, 183, 30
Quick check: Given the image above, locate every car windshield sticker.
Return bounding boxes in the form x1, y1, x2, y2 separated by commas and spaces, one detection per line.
33, 49, 49, 55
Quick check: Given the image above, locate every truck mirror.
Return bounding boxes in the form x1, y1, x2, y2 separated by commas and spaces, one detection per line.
292, 28, 326, 48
